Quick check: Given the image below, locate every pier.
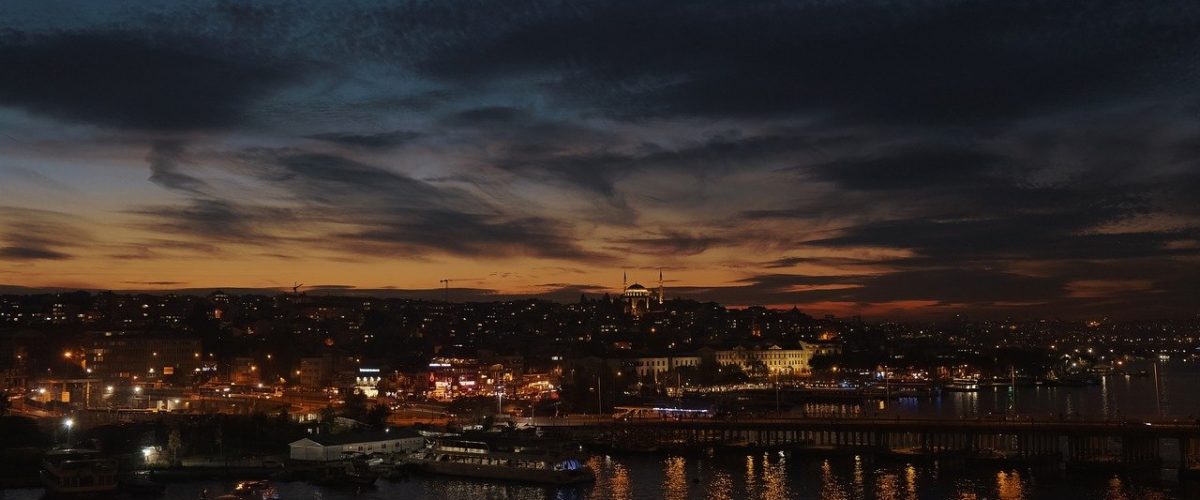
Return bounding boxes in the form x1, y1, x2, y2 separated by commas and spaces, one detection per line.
527, 416, 1200, 469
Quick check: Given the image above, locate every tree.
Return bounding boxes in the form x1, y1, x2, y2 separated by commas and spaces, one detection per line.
809, 353, 839, 372
167, 427, 182, 467
365, 405, 390, 428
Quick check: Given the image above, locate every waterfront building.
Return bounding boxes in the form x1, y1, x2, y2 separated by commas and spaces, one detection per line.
701, 343, 817, 376
289, 428, 424, 461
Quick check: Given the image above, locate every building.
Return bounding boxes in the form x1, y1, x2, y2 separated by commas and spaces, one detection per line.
630, 354, 700, 379
82, 331, 201, 380
622, 271, 665, 318
289, 428, 424, 461
703, 343, 816, 376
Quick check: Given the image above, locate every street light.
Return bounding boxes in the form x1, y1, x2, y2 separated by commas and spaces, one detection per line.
63, 418, 74, 445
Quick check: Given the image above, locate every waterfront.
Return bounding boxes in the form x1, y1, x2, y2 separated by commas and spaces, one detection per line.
0, 451, 1183, 499
807, 362, 1200, 421
4, 364, 1199, 499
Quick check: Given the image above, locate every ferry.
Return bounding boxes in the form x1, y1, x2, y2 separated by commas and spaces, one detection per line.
942, 377, 980, 391
40, 448, 119, 495
406, 438, 593, 485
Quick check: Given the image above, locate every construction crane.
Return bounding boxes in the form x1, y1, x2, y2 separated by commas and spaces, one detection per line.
291, 282, 304, 298
438, 278, 481, 303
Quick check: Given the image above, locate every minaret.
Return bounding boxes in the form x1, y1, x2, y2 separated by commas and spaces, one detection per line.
622, 271, 627, 292
658, 270, 664, 304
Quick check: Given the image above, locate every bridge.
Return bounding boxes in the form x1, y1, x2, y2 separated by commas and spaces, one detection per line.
522, 415, 1200, 469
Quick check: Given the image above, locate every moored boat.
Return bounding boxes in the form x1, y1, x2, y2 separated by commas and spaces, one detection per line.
406, 437, 593, 485
40, 448, 118, 496
942, 377, 980, 391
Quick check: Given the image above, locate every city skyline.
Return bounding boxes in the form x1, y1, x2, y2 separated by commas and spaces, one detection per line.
2, 1, 1199, 319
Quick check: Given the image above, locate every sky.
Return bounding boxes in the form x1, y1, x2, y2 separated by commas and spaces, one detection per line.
1, 0, 1199, 319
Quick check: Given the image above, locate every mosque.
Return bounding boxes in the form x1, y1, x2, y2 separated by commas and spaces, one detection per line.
621, 271, 665, 318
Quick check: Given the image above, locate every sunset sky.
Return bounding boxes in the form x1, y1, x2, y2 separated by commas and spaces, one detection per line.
1, 1, 1198, 318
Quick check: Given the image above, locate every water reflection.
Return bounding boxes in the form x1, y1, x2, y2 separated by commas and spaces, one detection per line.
761, 452, 789, 500
609, 461, 631, 500
819, 459, 849, 500
1106, 476, 1126, 500
707, 470, 734, 500
1, 453, 1183, 500
663, 456, 688, 500
744, 454, 757, 493
904, 464, 918, 500
851, 455, 864, 500
875, 472, 900, 500
995, 470, 1024, 500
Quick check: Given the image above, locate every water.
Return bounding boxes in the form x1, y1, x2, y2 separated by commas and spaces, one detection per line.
806, 361, 1200, 421
1, 453, 1179, 499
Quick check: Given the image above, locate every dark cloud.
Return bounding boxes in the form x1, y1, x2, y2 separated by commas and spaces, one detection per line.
611, 231, 730, 256
806, 211, 1196, 264
137, 148, 605, 261
344, 209, 605, 261
803, 145, 1002, 191
0, 246, 71, 260
147, 141, 209, 194
130, 198, 296, 243
305, 131, 423, 150
0, 207, 91, 261
444, 106, 530, 126
761, 256, 878, 269
0, 31, 298, 130
416, 0, 1200, 125
495, 131, 818, 198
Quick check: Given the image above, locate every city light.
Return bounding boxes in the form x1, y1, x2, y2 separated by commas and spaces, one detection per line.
0, 3, 1194, 496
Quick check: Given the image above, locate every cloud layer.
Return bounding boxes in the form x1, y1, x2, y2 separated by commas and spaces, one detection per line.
1, 0, 1198, 318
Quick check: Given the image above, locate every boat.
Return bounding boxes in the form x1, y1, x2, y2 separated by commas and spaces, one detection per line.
942, 377, 980, 391
311, 462, 378, 488
118, 470, 166, 495
229, 480, 280, 499
195, 480, 279, 500
40, 448, 119, 495
406, 437, 594, 485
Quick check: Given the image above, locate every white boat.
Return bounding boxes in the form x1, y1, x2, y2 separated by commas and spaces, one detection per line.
943, 377, 980, 391
40, 448, 118, 495
406, 438, 593, 485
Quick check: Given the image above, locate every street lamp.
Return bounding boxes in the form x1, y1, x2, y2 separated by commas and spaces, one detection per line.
63, 418, 74, 445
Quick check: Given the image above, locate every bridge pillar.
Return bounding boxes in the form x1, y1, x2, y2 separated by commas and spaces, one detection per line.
1180, 436, 1190, 468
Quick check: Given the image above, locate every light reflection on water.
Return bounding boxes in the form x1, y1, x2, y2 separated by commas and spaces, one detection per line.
663, 456, 688, 500
0, 452, 1180, 500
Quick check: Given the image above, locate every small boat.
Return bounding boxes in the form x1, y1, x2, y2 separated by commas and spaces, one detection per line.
119, 470, 166, 495
40, 448, 119, 495
406, 437, 593, 485
311, 462, 378, 487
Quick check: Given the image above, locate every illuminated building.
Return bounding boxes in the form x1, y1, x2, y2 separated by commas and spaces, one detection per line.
622, 271, 665, 318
